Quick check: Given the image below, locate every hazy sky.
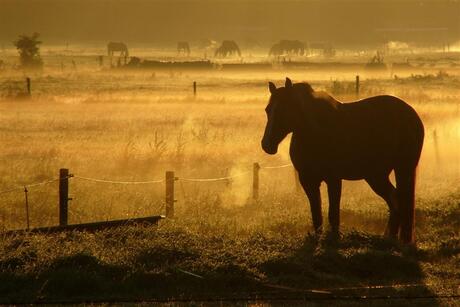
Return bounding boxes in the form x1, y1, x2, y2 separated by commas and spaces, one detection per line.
1, 0, 459, 47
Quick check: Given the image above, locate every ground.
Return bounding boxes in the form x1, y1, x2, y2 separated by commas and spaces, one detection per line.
0, 47, 459, 305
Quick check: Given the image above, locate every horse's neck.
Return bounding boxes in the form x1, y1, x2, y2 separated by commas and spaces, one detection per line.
293, 92, 341, 137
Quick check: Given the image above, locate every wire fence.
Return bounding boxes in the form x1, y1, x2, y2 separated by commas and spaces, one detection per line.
0, 162, 293, 194
0, 162, 296, 231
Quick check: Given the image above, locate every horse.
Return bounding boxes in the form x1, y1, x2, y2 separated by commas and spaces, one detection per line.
107, 42, 129, 58
177, 41, 191, 55
261, 78, 424, 244
269, 40, 305, 56
215, 40, 241, 58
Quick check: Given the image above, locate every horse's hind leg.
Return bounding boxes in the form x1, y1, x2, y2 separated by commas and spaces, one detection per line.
365, 175, 399, 239
395, 166, 417, 244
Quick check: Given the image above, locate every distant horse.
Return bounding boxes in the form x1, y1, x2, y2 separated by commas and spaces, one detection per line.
215, 40, 241, 58
107, 42, 129, 58
269, 40, 305, 56
261, 78, 424, 244
177, 41, 191, 55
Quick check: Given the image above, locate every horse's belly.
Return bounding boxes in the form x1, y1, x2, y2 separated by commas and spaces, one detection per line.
338, 151, 395, 174
294, 153, 394, 180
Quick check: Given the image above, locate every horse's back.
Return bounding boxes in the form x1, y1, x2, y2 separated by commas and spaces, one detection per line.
331, 95, 424, 175
107, 42, 126, 50
343, 95, 415, 116
341, 95, 422, 133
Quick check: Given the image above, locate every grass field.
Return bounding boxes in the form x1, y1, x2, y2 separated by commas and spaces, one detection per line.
0, 48, 459, 305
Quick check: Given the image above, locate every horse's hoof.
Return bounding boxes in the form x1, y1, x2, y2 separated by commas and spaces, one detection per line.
314, 226, 323, 236
327, 231, 341, 241
384, 231, 399, 241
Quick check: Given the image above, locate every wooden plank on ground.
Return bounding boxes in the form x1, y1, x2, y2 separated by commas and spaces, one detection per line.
4, 215, 165, 235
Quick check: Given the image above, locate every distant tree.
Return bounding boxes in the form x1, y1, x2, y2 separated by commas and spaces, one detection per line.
13, 32, 43, 69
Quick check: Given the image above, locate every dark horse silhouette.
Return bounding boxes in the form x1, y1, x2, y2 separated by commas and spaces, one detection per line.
261, 78, 424, 244
107, 42, 129, 57
269, 40, 305, 56
215, 40, 241, 58
177, 41, 191, 55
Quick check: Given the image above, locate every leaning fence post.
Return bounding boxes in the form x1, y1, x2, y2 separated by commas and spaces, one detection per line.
355, 75, 360, 97
24, 186, 30, 230
193, 81, 197, 96
59, 168, 70, 226
165, 171, 175, 218
253, 162, 260, 200
26, 77, 31, 96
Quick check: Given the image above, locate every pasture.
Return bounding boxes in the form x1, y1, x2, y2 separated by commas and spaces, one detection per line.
0, 47, 459, 305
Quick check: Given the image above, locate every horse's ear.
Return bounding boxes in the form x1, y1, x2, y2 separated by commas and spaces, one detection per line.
285, 77, 293, 88
268, 82, 277, 94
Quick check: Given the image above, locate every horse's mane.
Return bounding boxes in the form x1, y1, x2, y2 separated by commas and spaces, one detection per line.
294, 83, 340, 110
293, 82, 341, 131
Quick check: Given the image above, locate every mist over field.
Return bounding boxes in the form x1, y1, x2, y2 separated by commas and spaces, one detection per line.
1, 0, 459, 46
0, 0, 459, 305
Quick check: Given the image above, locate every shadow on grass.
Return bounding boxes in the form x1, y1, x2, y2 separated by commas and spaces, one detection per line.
259, 231, 439, 305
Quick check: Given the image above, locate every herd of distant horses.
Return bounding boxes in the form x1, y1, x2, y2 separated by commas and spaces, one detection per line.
106, 40, 336, 59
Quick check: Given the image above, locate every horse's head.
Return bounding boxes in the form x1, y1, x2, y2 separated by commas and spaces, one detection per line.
261, 77, 299, 154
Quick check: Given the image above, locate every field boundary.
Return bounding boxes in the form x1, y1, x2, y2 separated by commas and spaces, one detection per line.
0, 162, 298, 232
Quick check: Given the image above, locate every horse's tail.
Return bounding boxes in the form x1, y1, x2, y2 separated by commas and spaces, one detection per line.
395, 112, 424, 244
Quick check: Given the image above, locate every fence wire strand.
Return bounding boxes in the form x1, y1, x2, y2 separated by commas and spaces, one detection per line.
0, 178, 60, 195
73, 176, 164, 185
260, 163, 293, 169
179, 171, 251, 182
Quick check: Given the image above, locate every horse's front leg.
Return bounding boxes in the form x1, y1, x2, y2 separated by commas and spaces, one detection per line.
299, 174, 323, 234
326, 178, 342, 234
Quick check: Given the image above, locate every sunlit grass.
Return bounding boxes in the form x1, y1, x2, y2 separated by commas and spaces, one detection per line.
0, 55, 459, 303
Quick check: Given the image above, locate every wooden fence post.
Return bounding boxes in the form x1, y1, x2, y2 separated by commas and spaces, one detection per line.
253, 162, 260, 200
26, 77, 31, 96
59, 168, 70, 226
355, 75, 360, 97
193, 81, 197, 96
165, 171, 175, 218
24, 186, 30, 230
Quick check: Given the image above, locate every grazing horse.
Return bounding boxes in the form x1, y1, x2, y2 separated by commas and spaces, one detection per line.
269, 40, 305, 56
215, 40, 241, 58
177, 41, 191, 55
107, 42, 129, 58
261, 78, 424, 244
